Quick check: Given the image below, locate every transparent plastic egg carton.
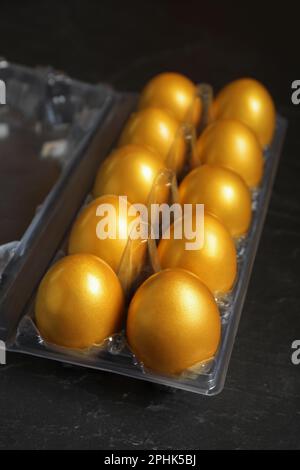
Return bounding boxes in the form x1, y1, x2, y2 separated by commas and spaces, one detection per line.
8, 100, 287, 395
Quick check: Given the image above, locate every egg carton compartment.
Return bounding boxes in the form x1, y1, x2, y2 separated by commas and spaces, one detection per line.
7, 109, 287, 395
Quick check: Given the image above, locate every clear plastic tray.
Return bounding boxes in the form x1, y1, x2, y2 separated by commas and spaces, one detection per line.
7, 97, 287, 395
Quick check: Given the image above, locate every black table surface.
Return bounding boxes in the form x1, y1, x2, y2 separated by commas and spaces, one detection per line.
0, 1, 300, 450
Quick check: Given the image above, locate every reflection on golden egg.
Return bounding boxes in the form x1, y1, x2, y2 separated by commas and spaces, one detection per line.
138, 72, 201, 126
35, 254, 124, 349
93, 145, 167, 206
119, 107, 186, 174
193, 119, 264, 188
179, 164, 252, 238
212, 78, 276, 147
158, 213, 237, 295
68, 195, 146, 274
127, 268, 221, 375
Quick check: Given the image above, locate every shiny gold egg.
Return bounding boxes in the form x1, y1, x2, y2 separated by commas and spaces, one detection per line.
68, 195, 146, 274
93, 145, 167, 206
35, 254, 124, 349
119, 107, 186, 174
158, 213, 237, 295
179, 164, 252, 238
212, 78, 276, 147
193, 119, 264, 188
138, 72, 201, 126
127, 268, 221, 375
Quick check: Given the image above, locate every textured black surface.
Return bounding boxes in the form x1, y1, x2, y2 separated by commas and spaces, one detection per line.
0, 0, 300, 450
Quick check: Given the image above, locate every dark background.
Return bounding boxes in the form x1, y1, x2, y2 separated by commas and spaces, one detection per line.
0, 0, 300, 450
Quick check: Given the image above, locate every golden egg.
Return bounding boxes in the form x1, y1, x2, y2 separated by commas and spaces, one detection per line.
179, 164, 252, 238
127, 268, 221, 375
119, 107, 186, 174
138, 72, 201, 126
35, 254, 124, 349
193, 119, 264, 188
68, 195, 146, 275
212, 78, 276, 147
158, 213, 237, 295
93, 145, 167, 206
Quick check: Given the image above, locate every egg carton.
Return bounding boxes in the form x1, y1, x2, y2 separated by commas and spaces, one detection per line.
1, 71, 287, 394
